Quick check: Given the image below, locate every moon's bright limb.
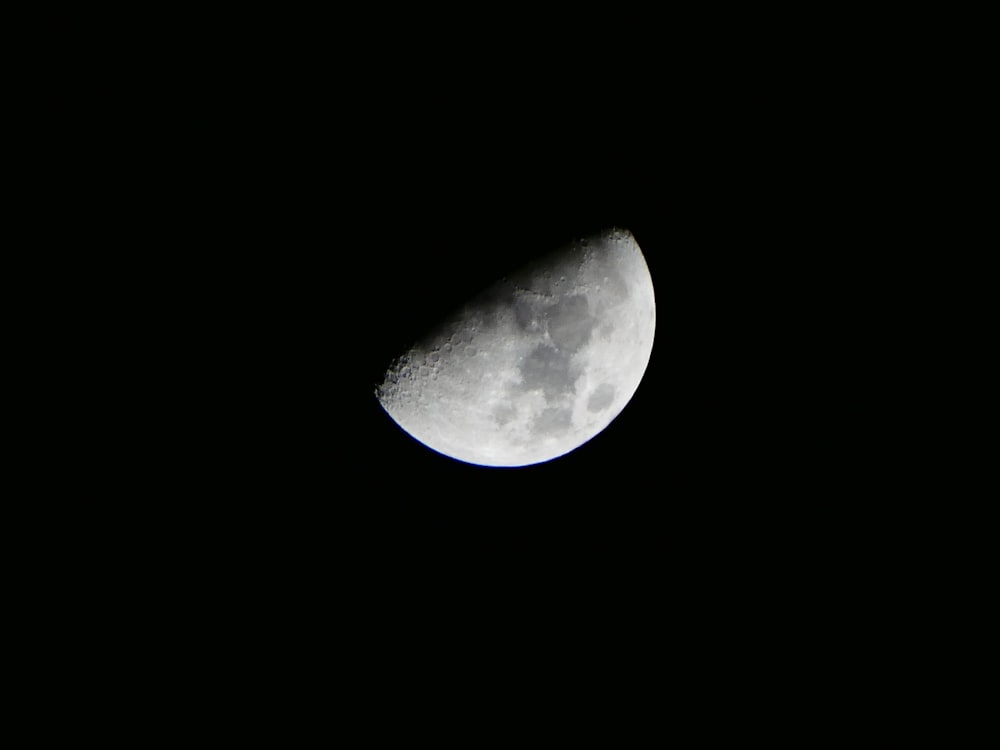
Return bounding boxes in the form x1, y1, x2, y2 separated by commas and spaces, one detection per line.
376, 227, 655, 467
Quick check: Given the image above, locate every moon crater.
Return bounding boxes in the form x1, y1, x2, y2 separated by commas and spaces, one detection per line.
587, 382, 616, 413
533, 407, 573, 437
545, 294, 594, 352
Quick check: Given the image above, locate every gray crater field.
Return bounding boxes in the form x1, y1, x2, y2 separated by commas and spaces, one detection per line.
377, 228, 655, 467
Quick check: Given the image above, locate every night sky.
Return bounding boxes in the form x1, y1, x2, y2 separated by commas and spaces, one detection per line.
49, 11, 888, 676
130, 20, 851, 580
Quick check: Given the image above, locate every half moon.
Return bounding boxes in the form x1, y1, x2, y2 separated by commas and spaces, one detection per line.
376, 227, 655, 467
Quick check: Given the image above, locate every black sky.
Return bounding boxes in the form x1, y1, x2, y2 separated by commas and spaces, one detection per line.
42, 10, 926, 713
50, 6, 879, 611
124, 17, 858, 576
280, 91, 831, 571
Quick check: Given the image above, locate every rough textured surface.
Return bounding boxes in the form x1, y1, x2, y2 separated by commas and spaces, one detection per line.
376, 227, 655, 466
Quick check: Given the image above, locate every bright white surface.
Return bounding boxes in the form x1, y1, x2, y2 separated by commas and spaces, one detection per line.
377, 228, 655, 466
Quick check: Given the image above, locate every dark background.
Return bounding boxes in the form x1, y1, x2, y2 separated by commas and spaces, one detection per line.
61, 12, 868, 573
231, 51, 856, 600
35, 12, 970, 729
46, 10, 911, 688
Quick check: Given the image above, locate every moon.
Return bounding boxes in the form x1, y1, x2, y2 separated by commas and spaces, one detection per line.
376, 227, 655, 467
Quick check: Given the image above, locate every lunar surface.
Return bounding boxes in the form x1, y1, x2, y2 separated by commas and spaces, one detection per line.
376, 227, 655, 467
